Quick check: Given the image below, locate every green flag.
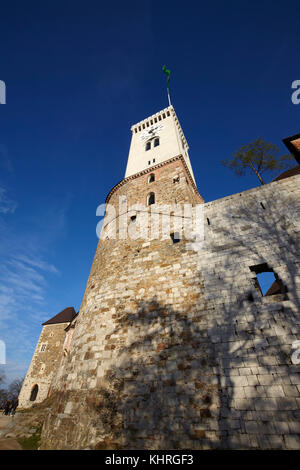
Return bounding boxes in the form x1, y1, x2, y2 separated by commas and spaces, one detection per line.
162, 65, 171, 89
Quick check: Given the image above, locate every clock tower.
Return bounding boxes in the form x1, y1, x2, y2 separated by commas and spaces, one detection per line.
125, 105, 196, 183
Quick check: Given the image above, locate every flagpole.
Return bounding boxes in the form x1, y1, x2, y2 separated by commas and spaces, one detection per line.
167, 87, 171, 107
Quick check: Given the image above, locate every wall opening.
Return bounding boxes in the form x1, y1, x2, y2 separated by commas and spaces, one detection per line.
148, 174, 155, 183
147, 193, 155, 206
249, 263, 287, 299
170, 232, 180, 244
30, 384, 39, 402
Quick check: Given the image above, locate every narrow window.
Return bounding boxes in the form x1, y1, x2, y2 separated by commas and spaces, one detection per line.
163, 113, 166, 119
142, 124, 145, 129
170, 232, 180, 243
147, 193, 155, 206
148, 174, 155, 183
158, 115, 161, 121
153, 159, 155, 163
130, 215, 136, 222
146, 141, 151, 151
30, 384, 39, 402
207, 218, 210, 225
167, 111, 170, 116
40, 343, 47, 352
148, 161, 151, 165
154, 138, 159, 147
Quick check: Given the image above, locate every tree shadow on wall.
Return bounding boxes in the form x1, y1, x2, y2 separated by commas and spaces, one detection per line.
91, 184, 300, 450
202, 186, 300, 449
89, 297, 222, 450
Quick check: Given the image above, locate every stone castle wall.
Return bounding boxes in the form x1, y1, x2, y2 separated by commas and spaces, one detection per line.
40, 166, 300, 450
19, 323, 69, 408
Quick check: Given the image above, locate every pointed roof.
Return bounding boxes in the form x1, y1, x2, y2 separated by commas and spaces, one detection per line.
273, 165, 300, 181
282, 133, 300, 164
42, 307, 77, 326
265, 280, 281, 296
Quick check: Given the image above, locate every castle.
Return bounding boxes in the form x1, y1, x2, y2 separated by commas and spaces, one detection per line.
19, 107, 300, 449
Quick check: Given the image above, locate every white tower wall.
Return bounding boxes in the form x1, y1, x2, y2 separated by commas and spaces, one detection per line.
125, 106, 196, 182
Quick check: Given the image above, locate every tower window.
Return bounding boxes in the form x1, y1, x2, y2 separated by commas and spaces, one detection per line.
148, 161, 151, 165
153, 159, 155, 163
148, 174, 155, 183
147, 192, 155, 206
158, 115, 161, 121
170, 232, 180, 243
30, 384, 39, 402
154, 138, 159, 147
146, 142, 151, 151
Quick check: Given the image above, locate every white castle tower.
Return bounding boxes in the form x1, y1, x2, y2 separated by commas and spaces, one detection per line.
125, 105, 195, 182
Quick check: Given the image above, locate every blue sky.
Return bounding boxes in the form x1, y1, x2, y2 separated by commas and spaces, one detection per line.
0, 0, 299, 384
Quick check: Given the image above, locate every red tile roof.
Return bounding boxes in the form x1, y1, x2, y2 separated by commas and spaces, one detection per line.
265, 281, 281, 296
273, 165, 300, 181
42, 307, 77, 326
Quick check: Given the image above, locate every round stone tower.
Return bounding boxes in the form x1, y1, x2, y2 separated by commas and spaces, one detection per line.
40, 106, 216, 450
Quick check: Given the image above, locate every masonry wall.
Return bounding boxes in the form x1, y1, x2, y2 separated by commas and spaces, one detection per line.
40, 170, 300, 450
19, 323, 69, 408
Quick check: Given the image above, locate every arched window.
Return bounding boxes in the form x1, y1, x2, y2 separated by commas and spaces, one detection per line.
154, 137, 160, 147
147, 192, 155, 206
148, 174, 155, 183
30, 384, 39, 402
146, 141, 151, 151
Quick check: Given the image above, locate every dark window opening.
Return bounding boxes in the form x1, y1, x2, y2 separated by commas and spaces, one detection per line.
147, 193, 155, 206
148, 174, 155, 183
146, 142, 151, 151
170, 232, 180, 243
30, 384, 39, 402
207, 218, 210, 225
130, 215, 136, 222
148, 161, 151, 165
154, 138, 159, 147
153, 158, 155, 163
249, 263, 288, 299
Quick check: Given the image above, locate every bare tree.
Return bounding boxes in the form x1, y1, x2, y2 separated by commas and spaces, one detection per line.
222, 137, 295, 185
8, 377, 24, 400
